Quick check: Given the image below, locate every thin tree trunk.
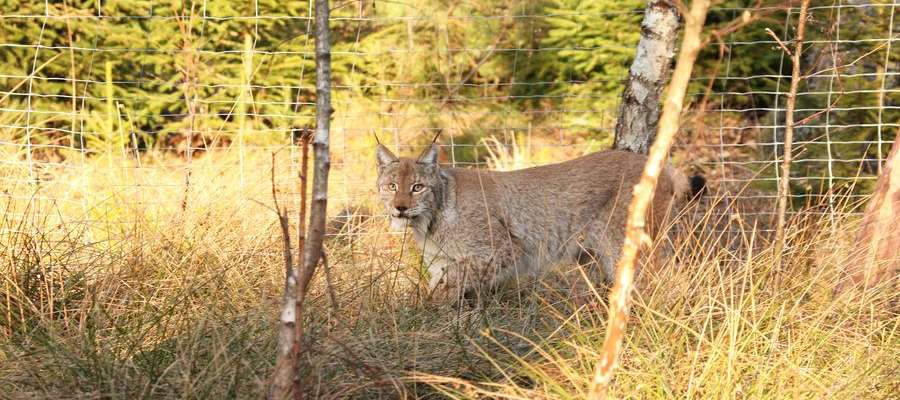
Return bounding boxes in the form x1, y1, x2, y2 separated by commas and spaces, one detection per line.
841, 133, 900, 290
587, 0, 710, 398
773, 0, 811, 264
291, 130, 311, 399
267, 0, 331, 397
613, 0, 681, 154
268, 154, 298, 400
294, 0, 333, 396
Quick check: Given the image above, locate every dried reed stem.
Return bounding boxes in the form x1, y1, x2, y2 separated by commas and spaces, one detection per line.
587, 0, 710, 398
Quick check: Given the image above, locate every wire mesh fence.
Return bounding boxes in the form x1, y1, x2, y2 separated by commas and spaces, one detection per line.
0, 0, 897, 240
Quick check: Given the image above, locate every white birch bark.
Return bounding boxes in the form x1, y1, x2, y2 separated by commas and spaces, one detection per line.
614, 0, 681, 154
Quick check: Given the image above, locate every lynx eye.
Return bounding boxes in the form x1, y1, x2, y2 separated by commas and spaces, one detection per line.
387, 183, 397, 192
411, 184, 425, 193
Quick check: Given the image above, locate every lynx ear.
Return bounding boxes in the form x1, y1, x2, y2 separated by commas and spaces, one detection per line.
418, 144, 439, 165
376, 144, 398, 168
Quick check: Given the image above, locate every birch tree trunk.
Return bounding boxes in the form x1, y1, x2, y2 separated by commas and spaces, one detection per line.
614, 0, 681, 154
841, 134, 900, 290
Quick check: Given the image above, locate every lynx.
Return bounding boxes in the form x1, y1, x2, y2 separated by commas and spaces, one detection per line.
375, 143, 695, 302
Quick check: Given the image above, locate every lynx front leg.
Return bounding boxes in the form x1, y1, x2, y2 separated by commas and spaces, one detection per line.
568, 232, 622, 305
425, 257, 492, 305
425, 256, 453, 294
425, 257, 465, 304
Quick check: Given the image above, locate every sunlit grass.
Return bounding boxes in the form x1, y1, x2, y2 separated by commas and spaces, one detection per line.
482, 133, 532, 171
1, 147, 897, 399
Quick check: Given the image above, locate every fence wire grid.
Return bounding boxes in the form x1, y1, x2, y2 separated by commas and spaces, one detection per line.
0, 0, 897, 240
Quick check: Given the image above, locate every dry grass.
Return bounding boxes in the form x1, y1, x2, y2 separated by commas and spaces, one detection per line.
1, 149, 898, 399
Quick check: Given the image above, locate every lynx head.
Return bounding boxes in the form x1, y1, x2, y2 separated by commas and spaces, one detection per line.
375, 143, 445, 231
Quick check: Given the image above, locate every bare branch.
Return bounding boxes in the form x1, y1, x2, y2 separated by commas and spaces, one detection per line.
320, 252, 340, 312
588, 0, 711, 398
765, 28, 793, 57
696, 1, 775, 113
289, 0, 335, 397
804, 37, 896, 79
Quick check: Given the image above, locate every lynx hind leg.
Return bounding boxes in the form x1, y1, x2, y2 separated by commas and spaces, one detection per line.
584, 229, 625, 281
568, 226, 626, 297
559, 249, 604, 307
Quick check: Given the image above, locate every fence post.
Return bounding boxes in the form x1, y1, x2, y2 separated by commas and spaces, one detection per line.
613, 0, 681, 154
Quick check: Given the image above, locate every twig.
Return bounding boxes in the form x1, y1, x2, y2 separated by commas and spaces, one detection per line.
587, 1, 711, 399
292, 128, 312, 400
268, 151, 299, 400
792, 93, 842, 128
698, 1, 770, 49
774, 0, 811, 265
696, 1, 773, 112
0, 53, 62, 107
296, 128, 312, 263
695, 31, 727, 115
794, 30, 846, 129
765, 28, 793, 57
804, 36, 895, 79
320, 251, 340, 312
272, 152, 293, 278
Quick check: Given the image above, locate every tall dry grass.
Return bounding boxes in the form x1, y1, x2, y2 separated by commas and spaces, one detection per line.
1, 149, 898, 399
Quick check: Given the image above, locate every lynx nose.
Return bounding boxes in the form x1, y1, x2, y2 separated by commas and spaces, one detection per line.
395, 206, 408, 214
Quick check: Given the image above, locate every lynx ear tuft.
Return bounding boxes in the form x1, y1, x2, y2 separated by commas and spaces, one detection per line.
376, 144, 398, 167
418, 144, 439, 165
